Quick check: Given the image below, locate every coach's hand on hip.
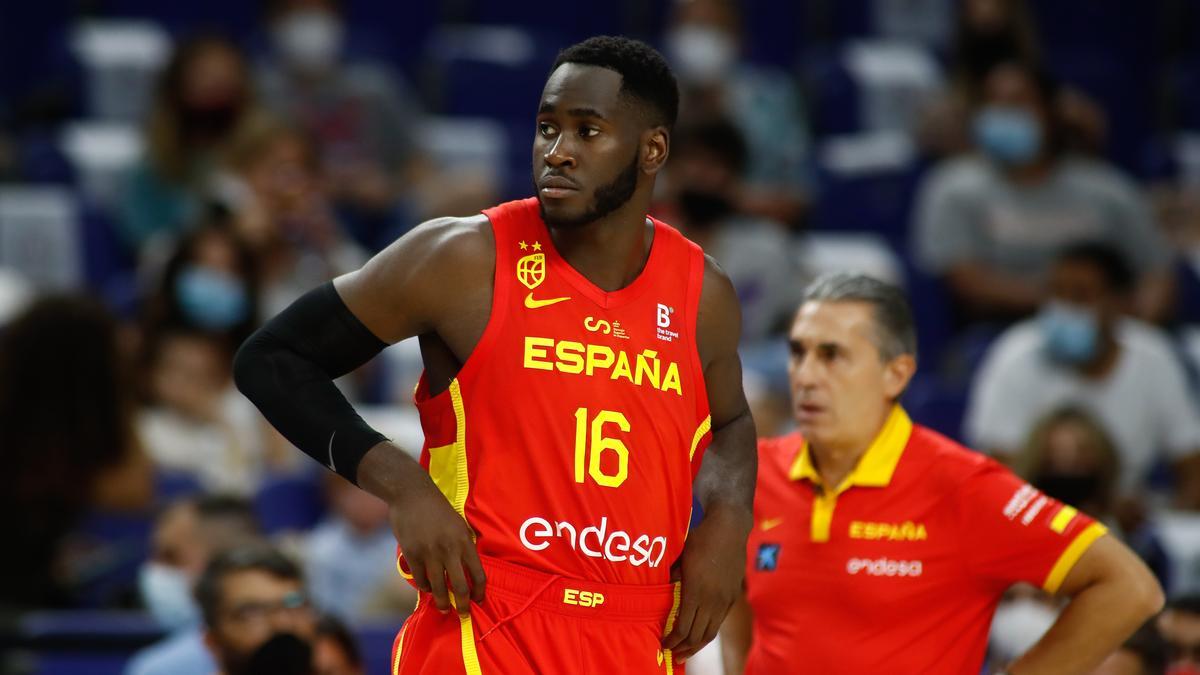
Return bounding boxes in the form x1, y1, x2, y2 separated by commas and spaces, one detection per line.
663, 503, 752, 663
359, 440, 486, 617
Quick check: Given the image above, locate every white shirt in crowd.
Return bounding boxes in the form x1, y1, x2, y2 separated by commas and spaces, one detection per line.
966, 318, 1200, 494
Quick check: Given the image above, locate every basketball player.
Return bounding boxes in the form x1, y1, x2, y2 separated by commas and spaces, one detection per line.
235, 36, 756, 673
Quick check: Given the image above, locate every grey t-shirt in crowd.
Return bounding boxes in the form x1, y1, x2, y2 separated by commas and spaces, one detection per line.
912, 155, 1171, 280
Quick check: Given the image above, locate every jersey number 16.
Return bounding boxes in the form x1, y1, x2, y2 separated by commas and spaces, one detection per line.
573, 408, 630, 488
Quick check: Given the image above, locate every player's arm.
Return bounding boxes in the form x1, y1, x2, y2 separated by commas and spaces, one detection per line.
1004, 534, 1164, 675
664, 257, 757, 663
719, 592, 753, 675
233, 215, 493, 615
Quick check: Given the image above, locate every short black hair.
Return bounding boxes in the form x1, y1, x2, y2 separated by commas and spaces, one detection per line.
195, 544, 303, 628
551, 36, 679, 130
800, 273, 917, 361
673, 117, 747, 174
1056, 241, 1136, 294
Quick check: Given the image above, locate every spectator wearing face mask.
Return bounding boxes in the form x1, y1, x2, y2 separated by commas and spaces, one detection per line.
126, 496, 262, 675
119, 35, 269, 253
918, 0, 1108, 160
663, 0, 811, 227
195, 545, 319, 675
662, 117, 801, 344
965, 243, 1200, 507
1020, 407, 1172, 586
912, 60, 1174, 324
143, 216, 260, 353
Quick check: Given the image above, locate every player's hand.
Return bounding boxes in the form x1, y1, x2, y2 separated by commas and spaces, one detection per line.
389, 478, 486, 617
662, 503, 752, 663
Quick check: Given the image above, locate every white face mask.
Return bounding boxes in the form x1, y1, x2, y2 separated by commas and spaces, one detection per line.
139, 562, 201, 631
273, 9, 344, 73
989, 597, 1059, 662
666, 25, 737, 84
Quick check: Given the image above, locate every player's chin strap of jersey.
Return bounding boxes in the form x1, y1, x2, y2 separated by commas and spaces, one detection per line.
234, 281, 389, 486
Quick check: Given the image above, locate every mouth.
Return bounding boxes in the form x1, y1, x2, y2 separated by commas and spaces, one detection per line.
795, 402, 825, 420
538, 175, 580, 199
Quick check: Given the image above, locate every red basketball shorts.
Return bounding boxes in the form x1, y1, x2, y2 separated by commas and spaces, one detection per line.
390, 555, 684, 675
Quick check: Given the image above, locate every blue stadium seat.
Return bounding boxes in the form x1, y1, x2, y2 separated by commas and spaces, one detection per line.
1044, 48, 1151, 172
739, 0, 807, 68
425, 25, 554, 120
902, 373, 968, 443
68, 511, 154, 609
254, 470, 327, 534
801, 46, 863, 136
464, 1, 622, 42
809, 158, 924, 245
99, 0, 260, 42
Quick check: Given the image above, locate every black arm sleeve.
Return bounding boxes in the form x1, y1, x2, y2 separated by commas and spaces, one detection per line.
233, 281, 390, 485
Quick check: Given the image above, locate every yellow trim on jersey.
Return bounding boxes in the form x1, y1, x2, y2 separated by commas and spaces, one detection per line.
449, 379, 470, 516
427, 379, 471, 517
689, 415, 712, 460
788, 406, 914, 543
811, 493, 837, 543
789, 406, 912, 485
661, 582, 682, 674
459, 612, 483, 675
1050, 505, 1079, 534
393, 620, 409, 675
396, 556, 414, 580
1042, 522, 1108, 593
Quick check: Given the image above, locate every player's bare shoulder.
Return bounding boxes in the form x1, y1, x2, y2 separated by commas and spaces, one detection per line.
696, 254, 741, 365
335, 214, 496, 344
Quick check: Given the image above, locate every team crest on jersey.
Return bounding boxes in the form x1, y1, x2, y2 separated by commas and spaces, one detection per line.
517, 251, 546, 290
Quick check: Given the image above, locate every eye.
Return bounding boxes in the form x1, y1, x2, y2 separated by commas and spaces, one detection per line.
818, 345, 839, 362
579, 126, 600, 138
538, 122, 558, 138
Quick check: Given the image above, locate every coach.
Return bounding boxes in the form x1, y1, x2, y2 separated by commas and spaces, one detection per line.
721, 273, 1163, 675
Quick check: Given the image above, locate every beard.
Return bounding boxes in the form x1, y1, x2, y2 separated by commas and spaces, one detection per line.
538, 150, 641, 229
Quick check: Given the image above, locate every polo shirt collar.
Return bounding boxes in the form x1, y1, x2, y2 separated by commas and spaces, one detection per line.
788, 405, 914, 489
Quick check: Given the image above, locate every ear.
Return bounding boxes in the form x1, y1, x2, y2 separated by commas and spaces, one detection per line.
641, 127, 670, 175
882, 353, 917, 401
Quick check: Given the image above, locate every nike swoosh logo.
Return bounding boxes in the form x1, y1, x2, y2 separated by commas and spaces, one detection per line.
760, 517, 784, 532
524, 292, 571, 309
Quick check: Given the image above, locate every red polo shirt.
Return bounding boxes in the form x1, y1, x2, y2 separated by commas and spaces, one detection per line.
744, 406, 1106, 674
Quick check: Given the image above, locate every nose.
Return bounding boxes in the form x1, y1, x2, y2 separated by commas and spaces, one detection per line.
542, 133, 576, 170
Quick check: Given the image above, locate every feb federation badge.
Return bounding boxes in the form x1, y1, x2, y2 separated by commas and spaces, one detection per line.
517, 251, 546, 290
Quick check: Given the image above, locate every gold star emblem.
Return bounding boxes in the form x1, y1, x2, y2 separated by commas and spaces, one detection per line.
532, 241, 542, 251
519, 241, 528, 251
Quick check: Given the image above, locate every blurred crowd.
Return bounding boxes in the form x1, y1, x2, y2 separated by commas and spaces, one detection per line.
2, 0, 1200, 673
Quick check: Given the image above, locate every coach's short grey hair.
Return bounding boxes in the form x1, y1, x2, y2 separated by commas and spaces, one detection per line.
800, 273, 917, 361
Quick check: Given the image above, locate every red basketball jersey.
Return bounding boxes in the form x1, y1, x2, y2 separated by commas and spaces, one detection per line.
410, 198, 712, 586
